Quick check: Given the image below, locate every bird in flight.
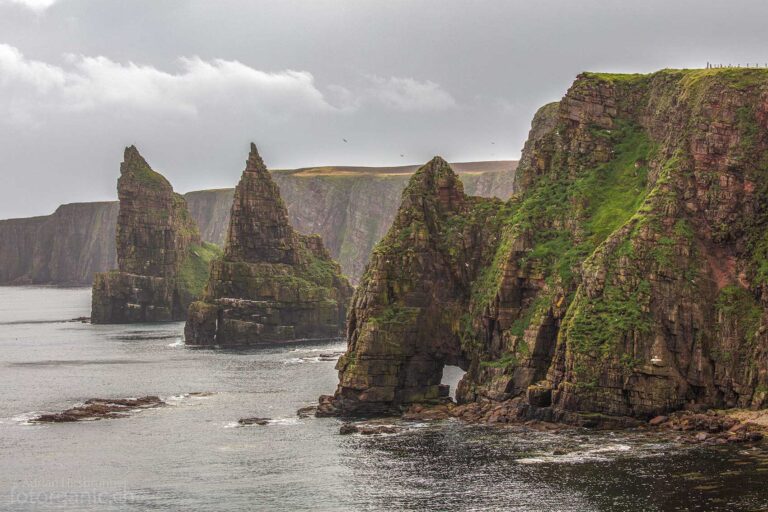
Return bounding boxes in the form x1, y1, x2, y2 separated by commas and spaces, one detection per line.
342, 138, 348, 143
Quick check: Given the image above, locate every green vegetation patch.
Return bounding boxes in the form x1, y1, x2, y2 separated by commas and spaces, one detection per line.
178, 242, 222, 298
486, 122, 651, 291
480, 354, 517, 369
565, 280, 652, 358
369, 304, 420, 326
124, 155, 171, 189
716, 285, 762, 344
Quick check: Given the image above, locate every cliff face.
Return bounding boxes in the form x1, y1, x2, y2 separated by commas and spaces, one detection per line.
185, 144, 353, 346
0, 163, 514, 286
323, 69, 768, 422
0, 203, 118, 286
92, 147, 220, 323
184, 188, 234, 246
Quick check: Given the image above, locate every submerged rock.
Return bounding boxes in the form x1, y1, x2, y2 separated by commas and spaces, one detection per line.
32, 396, 164, 423
184, 144, 352, 347
339, 423, 402, 435
321, 68, 768, 423
238, 417, 271, 426
296, 406, 317, 418
91, 146, 221, 323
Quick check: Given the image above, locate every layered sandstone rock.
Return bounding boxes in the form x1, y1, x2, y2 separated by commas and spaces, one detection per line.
91, 147, 220, 323
324, 68, 768, 422
184, 144, 353, 346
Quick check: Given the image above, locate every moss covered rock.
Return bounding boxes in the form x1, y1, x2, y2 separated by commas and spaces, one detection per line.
325, 68, 768, 420
184, 144, 353, 346
91, 147, 218, 323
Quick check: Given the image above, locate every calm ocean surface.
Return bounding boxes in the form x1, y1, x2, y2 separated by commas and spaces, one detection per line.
1, 286, 767, 511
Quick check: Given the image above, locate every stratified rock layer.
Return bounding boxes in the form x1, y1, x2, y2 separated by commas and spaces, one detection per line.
91, 147, 219, 323
325, 68, 768, 421
184, 144, 353, 346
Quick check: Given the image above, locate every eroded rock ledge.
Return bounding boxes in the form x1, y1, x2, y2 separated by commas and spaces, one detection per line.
184, 144, 353, 346
320, 68, 768, 424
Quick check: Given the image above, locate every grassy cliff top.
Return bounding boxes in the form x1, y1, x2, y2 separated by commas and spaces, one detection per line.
582, 67, 768, 90
272, 160, 517, 178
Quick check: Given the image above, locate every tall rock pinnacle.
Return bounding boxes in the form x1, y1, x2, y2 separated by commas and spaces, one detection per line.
224, 143, 299, 265
91, 146, 219, 323
185, 143, 353, 346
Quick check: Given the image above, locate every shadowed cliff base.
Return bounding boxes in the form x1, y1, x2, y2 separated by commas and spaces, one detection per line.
91, 146, 220, 323
319, 68, 768, 425
184, 144, 352, 347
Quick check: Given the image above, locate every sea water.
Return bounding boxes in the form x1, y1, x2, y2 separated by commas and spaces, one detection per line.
1, 286, 767, 511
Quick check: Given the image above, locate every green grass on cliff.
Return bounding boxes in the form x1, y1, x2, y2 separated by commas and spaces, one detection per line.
177, 242, 222, 298
581, 72, 648, 84
502, 123, 650, 287
585, 68, 768, 92
566, 280, 652, 358
463, 122, 653, 360
716, 285, 762, 344
123, 153, 171, 189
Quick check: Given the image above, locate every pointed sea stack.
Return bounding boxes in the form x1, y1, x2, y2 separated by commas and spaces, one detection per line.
91, 147, 221, 323
184, 144, 353, 346
319, 156, 504, 416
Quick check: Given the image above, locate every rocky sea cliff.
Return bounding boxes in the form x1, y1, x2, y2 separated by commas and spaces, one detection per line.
321, 68, 768, 425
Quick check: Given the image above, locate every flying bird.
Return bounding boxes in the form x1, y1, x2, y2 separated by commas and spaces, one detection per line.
342, 138, 348, 143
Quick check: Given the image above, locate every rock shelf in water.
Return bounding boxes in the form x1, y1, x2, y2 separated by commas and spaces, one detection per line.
32, 396, 164, 423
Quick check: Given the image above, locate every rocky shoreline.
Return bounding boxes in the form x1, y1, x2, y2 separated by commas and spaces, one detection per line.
311, 395, 768, 444
392, 401, 765, 444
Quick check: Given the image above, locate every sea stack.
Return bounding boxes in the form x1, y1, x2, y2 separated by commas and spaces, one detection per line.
91, 146, 220, 323
184, 144, 353, 346
319, 156, 503, 416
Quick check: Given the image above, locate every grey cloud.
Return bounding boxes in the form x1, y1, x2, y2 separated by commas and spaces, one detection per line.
0, 0, 767, 217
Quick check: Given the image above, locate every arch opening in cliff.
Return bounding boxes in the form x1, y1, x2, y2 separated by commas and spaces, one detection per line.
440, 365, 466, 400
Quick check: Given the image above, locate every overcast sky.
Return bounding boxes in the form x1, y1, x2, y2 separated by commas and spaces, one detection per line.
1, 0, 767, 218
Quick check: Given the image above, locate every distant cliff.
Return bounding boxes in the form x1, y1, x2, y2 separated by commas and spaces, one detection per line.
0, 202, 118, 286
0, 161, 515, 286
184, 188, 234, 246
272, 161, 516, 281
